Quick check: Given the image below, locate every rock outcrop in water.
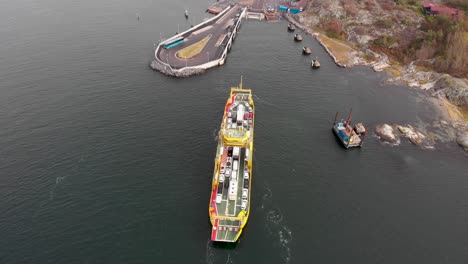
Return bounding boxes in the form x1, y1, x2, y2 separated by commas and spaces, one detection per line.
397, 125, 426, 145
375, 124, 399, 144
375, 121, 468, 151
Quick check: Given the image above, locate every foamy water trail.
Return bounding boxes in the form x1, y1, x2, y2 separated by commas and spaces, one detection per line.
205, 238, 236, 264
260, 184, 293, 264
205, 238, 215, 264
213, 128, 219, 142
225, 253, 233, 264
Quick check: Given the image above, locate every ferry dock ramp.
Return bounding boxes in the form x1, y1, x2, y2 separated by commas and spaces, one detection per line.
151, 4, 246, 77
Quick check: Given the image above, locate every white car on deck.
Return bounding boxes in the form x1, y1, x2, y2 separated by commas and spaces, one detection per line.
242, 189, 248, 199
241, 199, 247, 210
219, 173, 225, 183
216, 194, 222, 204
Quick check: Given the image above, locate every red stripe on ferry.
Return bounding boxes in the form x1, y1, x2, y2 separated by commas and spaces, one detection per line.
211, 219, 219, 241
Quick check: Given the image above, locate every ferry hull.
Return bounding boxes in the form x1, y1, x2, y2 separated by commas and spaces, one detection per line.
209, 85, 254, 242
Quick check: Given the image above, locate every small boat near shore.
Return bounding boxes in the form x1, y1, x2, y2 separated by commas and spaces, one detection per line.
294, 34, 302, 41
185, 10, 189, 19
311, 57, 320, 69
288, 23, 296, 31
332, 110, 367, 148
302, 47, 311, 55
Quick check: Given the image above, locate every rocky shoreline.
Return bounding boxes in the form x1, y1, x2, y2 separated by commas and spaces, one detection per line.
285, 14, 346, 68
283, 13, 467, 151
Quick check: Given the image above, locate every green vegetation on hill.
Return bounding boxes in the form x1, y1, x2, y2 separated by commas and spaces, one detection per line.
303, 0, 467, 77
370, 2, 468, 78
444, 0, 468, 12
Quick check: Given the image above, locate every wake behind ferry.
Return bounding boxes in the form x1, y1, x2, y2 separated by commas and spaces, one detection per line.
209, 81, 254, 242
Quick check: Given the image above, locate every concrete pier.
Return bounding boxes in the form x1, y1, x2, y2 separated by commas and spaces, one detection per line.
151, 5, 246, 77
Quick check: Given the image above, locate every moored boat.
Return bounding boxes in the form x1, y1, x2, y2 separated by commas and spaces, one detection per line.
209, 79, 254, 242
288, 23, 296, 31
311, 57, 320, 68
302, 47, 311, 54
294, 33, 302, 41
332, 110, 367, 148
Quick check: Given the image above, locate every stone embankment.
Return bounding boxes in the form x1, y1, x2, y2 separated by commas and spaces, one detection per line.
284, 14, 389, 70
284, 14, 345, 67
150, 60, 206, 77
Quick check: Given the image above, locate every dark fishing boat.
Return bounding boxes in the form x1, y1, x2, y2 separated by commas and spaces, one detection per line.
302, 47, 311, 54
294, 34, 302, 41
311, 57, 320, 69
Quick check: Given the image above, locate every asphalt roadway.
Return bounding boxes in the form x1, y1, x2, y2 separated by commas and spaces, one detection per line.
156, 5, 241, 69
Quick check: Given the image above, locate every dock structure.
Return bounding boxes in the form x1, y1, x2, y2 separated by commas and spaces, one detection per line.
151, 4, 246, 77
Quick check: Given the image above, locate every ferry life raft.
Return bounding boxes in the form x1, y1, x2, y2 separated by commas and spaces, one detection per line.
209, 81, 254, 242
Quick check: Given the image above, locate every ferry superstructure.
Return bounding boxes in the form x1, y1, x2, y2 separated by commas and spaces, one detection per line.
209, 82, 254, 242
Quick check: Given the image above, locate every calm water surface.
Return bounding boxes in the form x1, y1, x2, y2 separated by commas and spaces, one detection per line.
1, 0, 467, 263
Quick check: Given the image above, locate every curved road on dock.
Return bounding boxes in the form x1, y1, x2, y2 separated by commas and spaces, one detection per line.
156, 5, 241, 69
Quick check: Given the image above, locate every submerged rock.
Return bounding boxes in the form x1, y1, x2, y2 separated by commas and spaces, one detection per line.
375, 124, 399, 143
456, 131, 468, 151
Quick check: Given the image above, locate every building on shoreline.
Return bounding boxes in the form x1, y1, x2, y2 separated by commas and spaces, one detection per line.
422, 2, 462, 18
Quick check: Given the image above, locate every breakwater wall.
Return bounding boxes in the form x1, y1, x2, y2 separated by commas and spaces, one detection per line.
151, 7, 246, 77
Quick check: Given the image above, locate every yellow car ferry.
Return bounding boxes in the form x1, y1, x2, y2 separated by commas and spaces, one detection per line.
209, 81, 254, 242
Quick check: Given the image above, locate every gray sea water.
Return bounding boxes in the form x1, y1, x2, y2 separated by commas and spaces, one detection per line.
1, 0, 467, 263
